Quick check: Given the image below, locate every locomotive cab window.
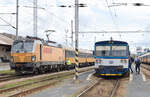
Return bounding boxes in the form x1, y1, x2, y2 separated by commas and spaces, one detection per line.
96, 46, 110, 57
11, 40, 35, 53
112, 46, 127, 57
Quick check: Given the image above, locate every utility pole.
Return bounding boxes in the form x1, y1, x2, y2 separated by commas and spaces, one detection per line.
65, 29, 68, 46
58, 2, 86, 80
71, 20, 74, 48
16, 0, 19, 40
74, 0, 79, 80
33, 0, 38, 37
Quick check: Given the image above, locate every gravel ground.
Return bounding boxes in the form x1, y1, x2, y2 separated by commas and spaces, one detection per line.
80, 76, 129, 97
80, 79, 116, 97
114, 77, 129, 97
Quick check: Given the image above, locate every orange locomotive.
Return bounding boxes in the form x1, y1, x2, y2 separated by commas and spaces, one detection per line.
10, 37, 94, 74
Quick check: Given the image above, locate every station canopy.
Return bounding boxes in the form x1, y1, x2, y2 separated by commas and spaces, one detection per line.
0, 34, 14, 46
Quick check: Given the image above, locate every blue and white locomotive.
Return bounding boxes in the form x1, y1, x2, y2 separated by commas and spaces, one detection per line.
94, 40, 129, 76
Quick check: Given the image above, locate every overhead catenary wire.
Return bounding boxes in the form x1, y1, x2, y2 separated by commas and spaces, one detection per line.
104, 0, 118, 28
0, 16, 16, 29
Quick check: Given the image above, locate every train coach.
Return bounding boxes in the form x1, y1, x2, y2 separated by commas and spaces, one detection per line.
139, 53, 150, 64
10, 36, 94, 74
65, 48, 94, 69
94, 40, 129, 76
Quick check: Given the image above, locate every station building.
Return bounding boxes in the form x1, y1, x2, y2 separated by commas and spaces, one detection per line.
0, 34, 14, 62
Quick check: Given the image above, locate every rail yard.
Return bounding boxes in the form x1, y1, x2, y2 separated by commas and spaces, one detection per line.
1, 0, 150, 97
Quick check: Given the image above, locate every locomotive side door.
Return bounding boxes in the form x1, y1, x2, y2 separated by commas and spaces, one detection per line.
40, 44, 42, 60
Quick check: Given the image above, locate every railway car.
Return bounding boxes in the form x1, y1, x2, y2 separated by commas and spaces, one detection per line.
65, 48, 94, 69
139, 53, 150, 64
94, 40, 129, 76
10, 36, 94, 74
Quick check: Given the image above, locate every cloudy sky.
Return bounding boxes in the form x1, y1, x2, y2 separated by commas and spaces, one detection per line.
0, 0, 150, 53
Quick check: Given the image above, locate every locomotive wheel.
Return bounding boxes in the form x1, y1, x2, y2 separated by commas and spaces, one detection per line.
57, 67, 60, 72
40, 66, 45, 74
33, 68, 39, 75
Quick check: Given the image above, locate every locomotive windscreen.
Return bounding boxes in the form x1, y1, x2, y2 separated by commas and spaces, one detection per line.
95, 45, 127, 57
11, 40, 34, 53
96, 46, 110, 56
112, 46, 127, 57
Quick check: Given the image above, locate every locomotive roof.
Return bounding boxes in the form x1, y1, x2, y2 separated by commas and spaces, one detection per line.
13, 38, 63, 48
95, 40, 128, 45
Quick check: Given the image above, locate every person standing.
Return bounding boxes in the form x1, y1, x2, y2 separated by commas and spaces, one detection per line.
129, 56, 134, 73
66, 59, 71, 70
134, 56, 141, 74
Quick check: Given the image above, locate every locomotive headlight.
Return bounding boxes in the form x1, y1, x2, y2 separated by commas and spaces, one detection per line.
124, 59, 127, 63
120, 59, 127, 63
95, 59, 99, 64
120, 59, 124, 63
95, 59, 102, 64
31, 56, 36, 62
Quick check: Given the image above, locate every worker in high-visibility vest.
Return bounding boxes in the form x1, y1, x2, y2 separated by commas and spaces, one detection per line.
66, 60, 71, 70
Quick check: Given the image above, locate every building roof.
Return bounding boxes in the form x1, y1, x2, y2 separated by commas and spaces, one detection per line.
0, 34, 14, 46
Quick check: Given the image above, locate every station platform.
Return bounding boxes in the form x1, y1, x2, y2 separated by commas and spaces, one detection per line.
126, 67, 150, 97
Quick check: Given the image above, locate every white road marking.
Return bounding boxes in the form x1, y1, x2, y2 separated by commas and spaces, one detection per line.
141, 72, 146, 82
86, 73, 94, 80
129, 73, 133, 82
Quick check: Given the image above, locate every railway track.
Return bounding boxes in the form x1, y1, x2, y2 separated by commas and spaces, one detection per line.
77, 79, 120, 97
0, 66, 94, 83
0, 67, 94, 97
141, 64, 150, 78
109, 80, 120, 97
141, 64, 150, 71
0, 74, 35, 82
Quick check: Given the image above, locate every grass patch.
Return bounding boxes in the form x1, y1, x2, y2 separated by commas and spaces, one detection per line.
0, 72, 74, 90
0, 67, 93, 91
0, 70, 15, 75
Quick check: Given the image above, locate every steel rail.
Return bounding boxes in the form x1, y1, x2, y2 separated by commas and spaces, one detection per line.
77, 79, 101, 97
1, 67, 94, 96
109, 80, 120, 97
141, 64, 150, 71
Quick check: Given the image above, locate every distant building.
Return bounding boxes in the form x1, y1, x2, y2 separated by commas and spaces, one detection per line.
144, 48, 150, 53
136, 47, 142, 56
0, 34, 14, 62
